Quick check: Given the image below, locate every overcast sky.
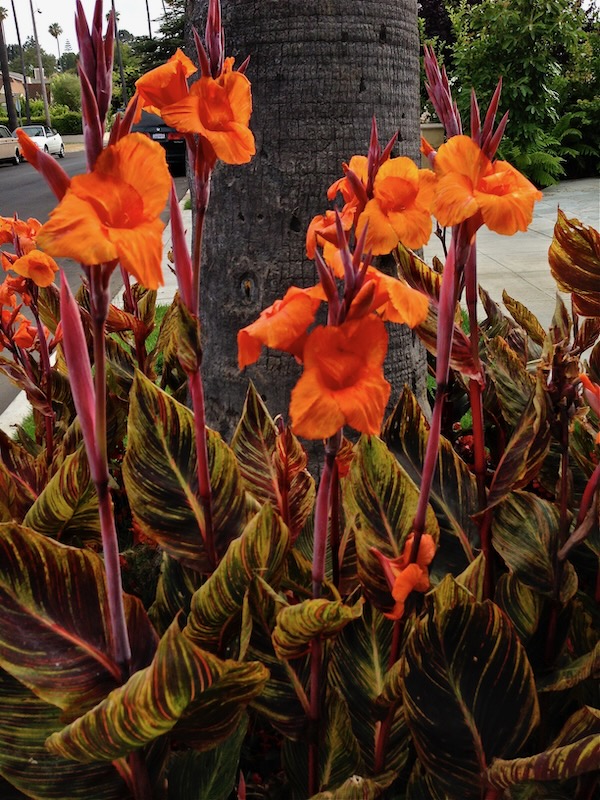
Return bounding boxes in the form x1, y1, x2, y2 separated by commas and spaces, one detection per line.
2, 0, 166, 61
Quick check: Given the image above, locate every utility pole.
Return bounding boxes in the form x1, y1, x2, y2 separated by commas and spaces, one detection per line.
0, 11, 18, 130
28, 0, 51, 127
10, 0, 31, 122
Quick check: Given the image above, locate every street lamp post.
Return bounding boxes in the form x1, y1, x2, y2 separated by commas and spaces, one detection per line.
28, 0, 51, 127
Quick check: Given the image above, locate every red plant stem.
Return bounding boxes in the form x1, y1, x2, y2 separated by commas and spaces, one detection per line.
328, 460, 341, 588
469, 379, 493, 599
90, 270, 131, 673
32, 298, 55, 464
373, 618, 404, 773
308, 635, 322, 797
411, 237, 459, 559
187, 367, 216, 569
483, 790, 503, 800
182, 146, 217, 564
411, 228, 473, 564
308, 432, 341, 796
545, 403, 571, 665
576, 462, 600, 527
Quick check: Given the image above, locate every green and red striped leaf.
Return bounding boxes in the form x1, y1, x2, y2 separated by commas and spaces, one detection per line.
23, 448, 100, 545
486, 378, 552, 508
483, 336, 536, 428
0, 668, 126, 799
491, 491, 577, 601
501, 291, 546, 346
183, 503, 290, 652
231, 382, 315, 540
549, 210, 600, 309
46, 618, 268, 762
330, 604, 410, 775
123, 371, 247, 570
272, 598, 363, 661
402, 577, 539, 799
0, 523, 157, 715
383, 387, 477, 566
346, 435, 439, 614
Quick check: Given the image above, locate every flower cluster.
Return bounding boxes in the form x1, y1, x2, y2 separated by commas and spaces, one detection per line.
372, 533, 437, 620
0, 215, 58, 288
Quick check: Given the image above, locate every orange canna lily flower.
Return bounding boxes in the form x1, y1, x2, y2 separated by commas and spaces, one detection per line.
36, 134, 171, 289
432, 135, 542, 235
306, 206, 355, 260
162, 58, 255, 165
237, 285, 325, 369
290, 314, 390, 439
346, 266, 429, 328
0, 216, 41, 254
327, 155, 369, 207
12, 315, 37, 350
356, 157, 436, 253
9, 250, 59, 288
372, 533, 436, 620
133, 48, 197, 119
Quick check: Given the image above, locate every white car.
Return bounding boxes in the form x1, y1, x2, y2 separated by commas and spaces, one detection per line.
0, 125, 21, 166
15, 125, 65, 160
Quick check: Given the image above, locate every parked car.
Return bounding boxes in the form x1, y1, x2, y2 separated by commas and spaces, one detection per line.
14, 125, 65, 159
0, 125, 21, 166
131, 111, 186, 174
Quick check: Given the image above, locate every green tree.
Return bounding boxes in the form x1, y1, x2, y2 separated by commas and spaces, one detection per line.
50, 70, 80, 110
8, 36, 57, 78
131, 0, 184, 75
48, 22, 62, 64
449, 0, 590, 184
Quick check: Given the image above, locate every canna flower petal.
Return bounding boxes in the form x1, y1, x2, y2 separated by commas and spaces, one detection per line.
306, 206, 355, 260
290, 315, 390, 439
350, 267, 429, 327
327, 155, 369, 204
10, 249, 59, 288
162, 68, 255, 164
432, 135, 542, 234
237, 285, 324, 369
356, 157, 435, 253
37, 134, 171, 289
134, 48, 197, 117
372, 533, 436, 619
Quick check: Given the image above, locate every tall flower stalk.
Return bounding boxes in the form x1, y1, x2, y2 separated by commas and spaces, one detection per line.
133, 0, 255, 568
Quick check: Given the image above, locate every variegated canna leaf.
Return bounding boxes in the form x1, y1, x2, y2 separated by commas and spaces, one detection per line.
0, 668, 126, 799
330, 604, 410, 775
501, 291, 546, 346
231, 382, 315, 540
483, 336, 535, 428
23, 448, 100, 545
394, 243, 442, 300
149, 553, 203, 636
549, 210, 600, 307
308, 772, 396, 800
46, 618, 268, 762
383, 387, 476, 566
166, 718, 247, 800
491, 491, 577, 601
485, 705, 600, 789
282, 688, 364, 798
537, 642, 600, 693
494, 573, 544, 646
184, 503, 290, 652
345, 435, 439, 613
123, 371, 247, 570
0, 523, 157, 716
486, 378, 552, 508
272, 598, 363, 661
402, 577, 539, 799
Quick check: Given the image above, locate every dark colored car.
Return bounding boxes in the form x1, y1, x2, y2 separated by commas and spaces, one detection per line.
131, 111, 186, 174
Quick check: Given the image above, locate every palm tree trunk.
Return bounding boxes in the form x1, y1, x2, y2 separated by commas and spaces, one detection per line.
191, 0, 427, 446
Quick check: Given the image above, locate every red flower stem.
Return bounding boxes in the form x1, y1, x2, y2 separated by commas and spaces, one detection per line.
308, 635, 322, 797
545, 403, 570, 665
90, 270, 131, 673
187, 367, 216, 569
312, 433, 341, 598
328, 460, 341, 588
374, 617, 404, 773
191, 150, 212, 315
31, 292, 55, 464
411, 237, 460, 561
576, 462, 600, 527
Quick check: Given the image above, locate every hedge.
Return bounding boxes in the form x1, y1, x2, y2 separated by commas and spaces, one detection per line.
0, 112, 83, 135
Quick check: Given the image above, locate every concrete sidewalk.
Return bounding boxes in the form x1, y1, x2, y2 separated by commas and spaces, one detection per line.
423, 177, 600, 327
0, 177, 598, 434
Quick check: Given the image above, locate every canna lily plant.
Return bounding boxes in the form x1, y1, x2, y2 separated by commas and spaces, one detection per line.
0, 2, 598, 799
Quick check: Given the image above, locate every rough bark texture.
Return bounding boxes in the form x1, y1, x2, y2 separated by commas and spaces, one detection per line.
190, 0, 427, 442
